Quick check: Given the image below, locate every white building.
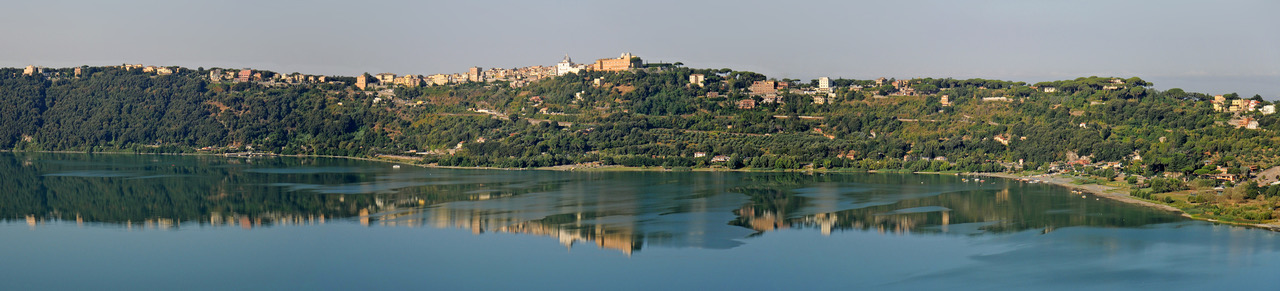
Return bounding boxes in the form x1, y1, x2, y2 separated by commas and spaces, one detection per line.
1261, 104, 1276, 115
818, 77, 831, 90
209, 69, 224, 82
555, 54, 584, 76
689, 74, 705, 87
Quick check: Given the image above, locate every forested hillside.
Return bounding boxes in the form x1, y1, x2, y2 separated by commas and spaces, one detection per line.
2, 65, 1277, 180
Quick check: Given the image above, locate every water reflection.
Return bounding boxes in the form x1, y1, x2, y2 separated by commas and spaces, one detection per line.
3, 153, 1187, 255
0, 153, 522, 229
367, 172, 1186, 255
733, 182, 1184, 238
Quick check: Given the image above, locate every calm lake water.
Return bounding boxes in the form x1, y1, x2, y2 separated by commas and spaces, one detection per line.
3, 153, 1279, 290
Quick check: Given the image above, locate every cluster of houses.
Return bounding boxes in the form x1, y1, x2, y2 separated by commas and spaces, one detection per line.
15, 52, 645, 93
732, 75, 972, 109
354, 66, 548, 90
20, 64, 150, 79
208, 68, 335, 85
1101, 78, 1127, 90
353, 53, 642, 90
883, 78, 917, 96
21, 65, 57, 78
732, 77, 841, 109
1211, 94, 1272, 114
113, 64, 180, 75
1207, 94, 1274, 130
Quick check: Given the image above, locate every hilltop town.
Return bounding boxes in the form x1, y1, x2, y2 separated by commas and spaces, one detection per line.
18, 52, 1276, 122
21, 52, 1276, 120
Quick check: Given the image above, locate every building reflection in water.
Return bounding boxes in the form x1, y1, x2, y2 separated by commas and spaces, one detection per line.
14, 178, 1181, 255
330, 177, 1184, 256
375, 205, 645, 255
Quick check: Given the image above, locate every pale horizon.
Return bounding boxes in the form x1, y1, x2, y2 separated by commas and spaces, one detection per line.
2, 0, 1276, 97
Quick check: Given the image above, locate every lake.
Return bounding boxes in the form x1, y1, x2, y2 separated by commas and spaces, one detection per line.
2, 153, 1279, 290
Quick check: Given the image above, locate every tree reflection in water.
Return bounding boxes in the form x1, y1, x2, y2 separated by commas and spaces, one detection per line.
3, 153, 1185, 255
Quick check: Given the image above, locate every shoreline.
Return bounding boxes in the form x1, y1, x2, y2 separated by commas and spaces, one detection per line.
7, 150, 1279, 231
970, 172, 1280, 231
969, 173, 1185, 214
0, 150, 956, 174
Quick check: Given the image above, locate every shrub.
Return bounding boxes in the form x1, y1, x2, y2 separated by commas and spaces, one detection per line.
1150, 178, 1188, 193
1191, 178, 1216, 189
1130, 189, 1151, 200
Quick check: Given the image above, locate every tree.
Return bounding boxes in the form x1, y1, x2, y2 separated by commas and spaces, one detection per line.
1125, 77, 1151, 87
726, 71, 765, 89
911, 83, 939, 94
727, 154, 747, 167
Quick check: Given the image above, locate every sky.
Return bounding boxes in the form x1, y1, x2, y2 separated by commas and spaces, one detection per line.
2, 0, 1277, 97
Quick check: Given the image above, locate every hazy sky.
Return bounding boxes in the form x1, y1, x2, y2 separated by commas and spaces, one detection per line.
3, 0, 1277, 97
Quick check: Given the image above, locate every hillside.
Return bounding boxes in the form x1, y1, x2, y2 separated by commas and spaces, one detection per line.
2, 65, 1278, 178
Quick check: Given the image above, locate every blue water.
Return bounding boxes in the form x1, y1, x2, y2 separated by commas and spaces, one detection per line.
2, 153, 1278, 290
